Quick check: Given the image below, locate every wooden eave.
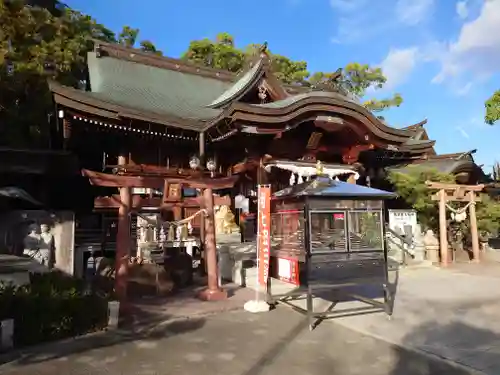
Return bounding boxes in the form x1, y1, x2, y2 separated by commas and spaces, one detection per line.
208, 97, 426, 143
50, 81, 207, 132
401, 119, 428, 131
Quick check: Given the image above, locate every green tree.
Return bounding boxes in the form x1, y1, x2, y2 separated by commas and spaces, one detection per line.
182, 33, 403, 111
485, 90, 500, 125
389, 166, 500, 237
0, 0, 115, 147
476, 194, 500, 236
117, 26, 162, 55
183, 33, 246, 73
118, 26, 139, 48
140, 40, 162, 55
388, 166, 456, 230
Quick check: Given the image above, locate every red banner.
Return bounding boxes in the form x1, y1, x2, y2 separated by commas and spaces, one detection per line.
258, 186, 271, 287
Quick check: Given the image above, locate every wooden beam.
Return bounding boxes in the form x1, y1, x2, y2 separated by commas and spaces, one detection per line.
82, 169, 238, 189
341, 144, 375, 164
426, 181, 484, 191
94, 195, 231, 209
431, 192, 482, 202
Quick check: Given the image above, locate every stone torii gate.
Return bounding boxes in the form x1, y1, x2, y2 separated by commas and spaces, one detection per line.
426, 181, 484, 265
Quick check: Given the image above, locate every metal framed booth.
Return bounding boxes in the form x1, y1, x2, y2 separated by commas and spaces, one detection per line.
266, 175, 396, 330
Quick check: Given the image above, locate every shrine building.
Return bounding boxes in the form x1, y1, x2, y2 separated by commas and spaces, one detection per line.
42, 40, 485, 274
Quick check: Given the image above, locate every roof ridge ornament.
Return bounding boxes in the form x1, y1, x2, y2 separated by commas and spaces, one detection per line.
259, 42, 269, 56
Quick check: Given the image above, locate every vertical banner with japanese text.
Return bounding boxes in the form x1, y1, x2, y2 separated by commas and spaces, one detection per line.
257, 185, 271, 287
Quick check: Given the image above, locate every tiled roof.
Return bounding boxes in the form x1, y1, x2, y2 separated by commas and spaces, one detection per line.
87, 52, 230, 122
208, 59, 264, 108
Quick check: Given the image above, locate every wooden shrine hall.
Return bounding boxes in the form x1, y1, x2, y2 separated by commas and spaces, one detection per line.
47, 41, 485, 286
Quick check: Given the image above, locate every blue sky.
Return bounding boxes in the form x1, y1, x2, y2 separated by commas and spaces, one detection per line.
66, 0, 500, 170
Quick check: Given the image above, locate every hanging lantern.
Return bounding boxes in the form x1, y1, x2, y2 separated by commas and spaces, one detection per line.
206, 158, 217, 177
189, 155, 201, 170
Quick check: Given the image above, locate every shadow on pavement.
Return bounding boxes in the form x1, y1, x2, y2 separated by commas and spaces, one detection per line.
390, 320, 500, 375
0, 309, 206, 368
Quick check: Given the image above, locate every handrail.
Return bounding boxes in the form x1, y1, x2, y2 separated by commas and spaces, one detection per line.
385, 224, 415, 263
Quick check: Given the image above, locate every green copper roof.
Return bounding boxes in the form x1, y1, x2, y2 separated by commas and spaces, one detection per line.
208, 59, 264, 108
250, 91, 358, 109
388, 159, 478, 175
87, 52, 231, 121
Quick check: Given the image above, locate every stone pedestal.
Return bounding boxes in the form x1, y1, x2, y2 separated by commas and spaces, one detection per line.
424, 230, 440, 263
413, 224, 426, 262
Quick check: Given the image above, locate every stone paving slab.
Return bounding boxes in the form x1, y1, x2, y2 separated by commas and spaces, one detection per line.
129, 284, 256, 327
331, 267, 500, 375
0, 308, 477, 375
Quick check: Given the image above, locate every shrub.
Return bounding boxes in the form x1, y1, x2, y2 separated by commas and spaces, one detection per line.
0, 271, 110, 347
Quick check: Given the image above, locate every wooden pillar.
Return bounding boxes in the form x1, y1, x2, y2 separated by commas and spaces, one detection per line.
115, 155, 131, 311
199, 132, 206, 245
198, 187, 227, 301
438, 189, 449, 266
469, 191, 480, 263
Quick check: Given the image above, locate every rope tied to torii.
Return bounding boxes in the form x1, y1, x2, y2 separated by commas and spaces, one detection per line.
445, 201, 475, 214
133, 208, 208, 228
445, 201, 475, 222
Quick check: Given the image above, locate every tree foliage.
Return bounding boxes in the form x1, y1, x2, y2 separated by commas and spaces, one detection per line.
118, 26, 139, 48
182, 33, 403, 111
476, 194, 500, 236
485, 90, 500, 125
0, 1, 162, 148
388, 167, 456, 230
0, 1, 115, 147
389, 166, 500, 236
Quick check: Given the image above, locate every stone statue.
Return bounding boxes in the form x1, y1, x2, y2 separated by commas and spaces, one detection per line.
23, 223, 54, 268
39, 224, 55, 268
215, 205, 240, 235
23, 223, 40, 252
167, 225, 175, 241
413, 224, 426, 262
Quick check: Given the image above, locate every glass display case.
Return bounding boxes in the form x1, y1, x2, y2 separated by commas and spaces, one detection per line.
267, 175, 396, 330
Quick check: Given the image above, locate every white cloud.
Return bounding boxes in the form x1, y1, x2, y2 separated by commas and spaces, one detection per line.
396, 0, 435, 26
455, 81, 473, 96
456, 126, 470, 139
329, 0, 434, 44
377, 47, 419, 90
433, 0, 500, 83
456, 0, 469, 19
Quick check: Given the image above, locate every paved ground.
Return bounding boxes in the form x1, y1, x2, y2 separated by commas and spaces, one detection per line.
0, 307, 476, 375
330, 266, 500, 375
2, 259, 500, 374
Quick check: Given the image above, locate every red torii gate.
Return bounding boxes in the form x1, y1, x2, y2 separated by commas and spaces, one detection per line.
82, 165, 238, 313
